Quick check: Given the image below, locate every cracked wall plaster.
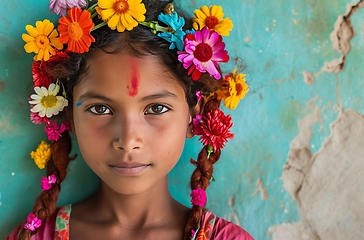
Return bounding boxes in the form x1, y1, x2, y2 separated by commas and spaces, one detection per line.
303, 0, 364, 83
269, 110, 364, 240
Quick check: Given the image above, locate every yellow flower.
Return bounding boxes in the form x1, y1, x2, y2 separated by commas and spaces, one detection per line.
22, 19, 63, 61
98, 0, 146, 32
30, 141, 51, 169
223, 70, 249, 110
192, 5, 233, 36
215, 80, 230, 100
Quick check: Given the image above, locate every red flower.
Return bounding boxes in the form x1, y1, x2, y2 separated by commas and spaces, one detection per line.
193, 109, 234, 152
32, 61, 52, 88
31, 51, 69, 88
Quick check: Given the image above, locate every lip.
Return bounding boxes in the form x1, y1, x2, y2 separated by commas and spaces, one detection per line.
109, 162, 151, 175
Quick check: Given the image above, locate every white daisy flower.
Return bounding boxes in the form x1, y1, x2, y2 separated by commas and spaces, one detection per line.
29, 83, 68, 118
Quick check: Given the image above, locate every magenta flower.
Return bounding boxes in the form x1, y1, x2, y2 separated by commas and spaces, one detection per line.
45, 121, 69, 141
24, 213, 42, 231
190, 229, 196, 238
178, 27, 229, 81
41, 174, 57, 191
196, 91, 203, 101
49, 0, 86, 16
190, 188, 207, 207
193, 109, 234, 152
193, 114, 203, 129
30, 111, 50, 125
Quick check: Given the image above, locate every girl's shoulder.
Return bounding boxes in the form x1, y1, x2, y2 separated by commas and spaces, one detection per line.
5, 205, 70, 240
193, 211, 254, 240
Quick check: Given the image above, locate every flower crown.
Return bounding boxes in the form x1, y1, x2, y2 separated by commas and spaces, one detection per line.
21, 0, 249, 232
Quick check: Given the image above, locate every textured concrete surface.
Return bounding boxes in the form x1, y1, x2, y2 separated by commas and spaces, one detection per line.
1, 0, 364, 239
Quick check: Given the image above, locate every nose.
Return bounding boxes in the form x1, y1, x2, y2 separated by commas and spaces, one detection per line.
112, 115, 143, 152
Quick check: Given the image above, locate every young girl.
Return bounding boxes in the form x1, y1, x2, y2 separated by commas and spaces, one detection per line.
7, 0, 252, 239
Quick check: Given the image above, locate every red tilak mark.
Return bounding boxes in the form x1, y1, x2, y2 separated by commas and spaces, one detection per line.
128, 60, 139, 97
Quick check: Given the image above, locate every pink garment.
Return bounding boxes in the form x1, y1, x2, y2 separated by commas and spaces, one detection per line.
192, 211, 254, 240
6, 211, 56, 240
6, 205, 254, 240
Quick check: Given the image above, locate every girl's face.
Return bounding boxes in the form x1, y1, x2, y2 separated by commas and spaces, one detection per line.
72, 50, 193, 195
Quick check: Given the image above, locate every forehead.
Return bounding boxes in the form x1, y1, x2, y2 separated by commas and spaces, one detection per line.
74, 50, 185, 99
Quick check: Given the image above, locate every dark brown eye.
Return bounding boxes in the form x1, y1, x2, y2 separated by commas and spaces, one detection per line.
145, 104, 169, 115
89, 105, 111, 115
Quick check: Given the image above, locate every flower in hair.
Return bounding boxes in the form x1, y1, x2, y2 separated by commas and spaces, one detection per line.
157, 11, 186, 51
30, 109, 50, 125
224, 71, 249, 110
190, 229, 196, 239
30, 141, 51, 169
193, 109, 234, 152
29, 83, 68, 118
196, 91, 203, 101
22, 19, 63, 61
41, 174, 57, 191
24, 213, 42, 231
58, 8, 95, 53
45, 121, 69, 141
178, 27, 229, 81
217, 69, 249, 110
32, 61, 52, 88
192, 5, 233, 36
98, 0, 147, 32
190, 188, 207, 207
50, 0, 87, 16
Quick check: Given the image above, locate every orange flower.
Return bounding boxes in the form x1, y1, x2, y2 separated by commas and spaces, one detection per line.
58, 8, 95, 53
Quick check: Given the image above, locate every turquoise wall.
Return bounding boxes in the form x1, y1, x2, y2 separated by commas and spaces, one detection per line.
1, 0, 364, 239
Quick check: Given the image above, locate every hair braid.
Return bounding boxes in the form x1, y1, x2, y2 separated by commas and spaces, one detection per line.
184, 96, 223, 239
19, 131, 74, 240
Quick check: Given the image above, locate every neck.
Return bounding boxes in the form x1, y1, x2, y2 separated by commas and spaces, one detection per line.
90, 177, 183, 228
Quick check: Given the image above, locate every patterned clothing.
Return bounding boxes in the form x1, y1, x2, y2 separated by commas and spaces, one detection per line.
7, 204, 253, 240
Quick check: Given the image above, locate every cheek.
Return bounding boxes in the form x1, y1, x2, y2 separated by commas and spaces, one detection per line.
73, 113, 111, 157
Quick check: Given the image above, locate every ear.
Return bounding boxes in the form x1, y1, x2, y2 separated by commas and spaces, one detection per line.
186, 101, 203, 138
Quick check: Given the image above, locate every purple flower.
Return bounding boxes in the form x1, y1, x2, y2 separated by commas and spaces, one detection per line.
49, 0, 87, 16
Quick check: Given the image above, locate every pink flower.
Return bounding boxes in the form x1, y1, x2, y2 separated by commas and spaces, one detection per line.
49, 0, 86, 16
193, 109, 234, 152
190, 188, 207, 207
178, 27, 229, 81
193, 114, 203, 129
30, 111, 50, 125
190, 229, 196, 238
45, 121, 69, 141
24, 213, 42, 231
196, 91, 203, 101
41, 174, 57, 191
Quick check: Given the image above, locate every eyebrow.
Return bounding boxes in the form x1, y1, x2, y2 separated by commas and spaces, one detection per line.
140, 90, 178, 102
78, 92, 113, 102
77, 90, 178, 102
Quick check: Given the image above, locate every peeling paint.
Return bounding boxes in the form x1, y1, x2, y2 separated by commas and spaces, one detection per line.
0, 80, 5, 90
322, 0, 364, 73
302, 71, 314, 85
303, 0, 364, 82
270, 110, 364, 239
252, 178, 268, 200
